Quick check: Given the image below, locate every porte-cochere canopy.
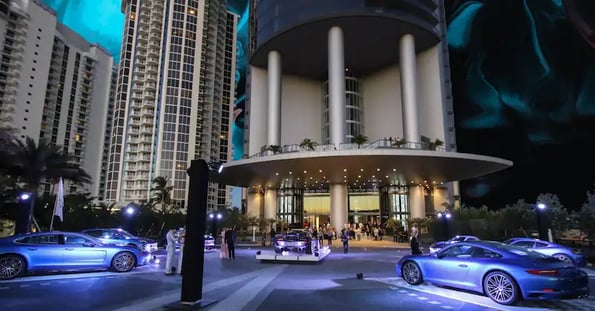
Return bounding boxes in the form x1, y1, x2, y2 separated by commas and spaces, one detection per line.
212, 143, 512, 191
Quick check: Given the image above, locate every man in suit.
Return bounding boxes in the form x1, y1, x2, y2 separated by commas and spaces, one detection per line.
224, 227, 235, 259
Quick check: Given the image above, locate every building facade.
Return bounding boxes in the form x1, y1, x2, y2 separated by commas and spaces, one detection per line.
0, 0, 115, 198
215, 0, 513, 231
106, 0, 238, 210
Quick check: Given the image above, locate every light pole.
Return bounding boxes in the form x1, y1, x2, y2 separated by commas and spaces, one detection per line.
437, 211, 452, 240
536, 203, 546, 240
209, 213, 222, 244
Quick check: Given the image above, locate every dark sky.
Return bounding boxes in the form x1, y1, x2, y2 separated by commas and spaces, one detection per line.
446, 0, 595, 210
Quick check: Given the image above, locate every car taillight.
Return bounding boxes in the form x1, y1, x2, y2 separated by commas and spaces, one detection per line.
526, 269, 559, 276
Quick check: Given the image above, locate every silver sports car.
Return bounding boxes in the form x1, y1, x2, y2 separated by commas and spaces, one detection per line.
0, 231, 152, 280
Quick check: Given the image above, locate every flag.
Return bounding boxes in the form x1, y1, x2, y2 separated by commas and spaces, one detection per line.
54, 177, 64, 222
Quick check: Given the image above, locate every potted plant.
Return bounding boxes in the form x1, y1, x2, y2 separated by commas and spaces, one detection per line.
393, 138, 407, 148
429, 139, 444, 150
351, 134, 368, 149
267, 145, 282, 154
299, 138, 318, 151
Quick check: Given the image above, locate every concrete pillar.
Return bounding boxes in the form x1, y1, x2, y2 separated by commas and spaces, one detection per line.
399, 34, 420, 145
264, 189, 277, 230
328, 26, 346, 146
330, 183, 348, 231
409, 185, 426, 219
267, 50, 282, 146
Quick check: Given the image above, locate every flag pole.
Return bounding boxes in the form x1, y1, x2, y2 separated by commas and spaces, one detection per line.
49, 204, 56, 231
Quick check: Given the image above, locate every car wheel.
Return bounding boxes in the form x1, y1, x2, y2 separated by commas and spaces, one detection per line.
401, 261, 423, 285
111, 252, 136, 272
483, 271, 519, 305
0, 255, 26, 280
553, 253, 574, 265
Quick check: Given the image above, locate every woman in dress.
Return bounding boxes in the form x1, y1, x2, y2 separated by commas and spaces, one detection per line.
220, 228, 228, 259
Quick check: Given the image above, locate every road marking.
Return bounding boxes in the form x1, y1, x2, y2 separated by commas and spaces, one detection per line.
20, 284, 30, 288
209, 265, 286, 311
111, 265, 289, 311
428, 301, 441, 304
408, 293, 418, 296
417, 296, 428, 300
440, 306, 454, 309
369, 277, 551, 311
40, 283, 51, 286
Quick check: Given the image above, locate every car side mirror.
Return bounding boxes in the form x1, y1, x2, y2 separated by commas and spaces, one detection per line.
435, 253, 445, 259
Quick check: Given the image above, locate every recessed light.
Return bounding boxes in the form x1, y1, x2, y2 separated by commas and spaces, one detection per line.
358, 175, 361, 178
360, 168, 364, 172
343, 169, 347, 172
289, 171, 292, 174
393, 169, 396, 172
275, 172, 279, 175
319, 169, 322, 173
377, 168, 380, 171
304, 170, 307, 173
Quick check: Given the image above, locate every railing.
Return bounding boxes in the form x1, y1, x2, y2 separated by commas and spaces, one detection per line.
246, 139, 448, 159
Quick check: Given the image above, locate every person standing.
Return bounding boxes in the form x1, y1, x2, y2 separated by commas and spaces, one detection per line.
341, 229, 349, 253
176, 227, 185, 274
165, 227, 177, 275
410, 227, 422, 255
225, 227, 235, 259
220, 228, 228, 259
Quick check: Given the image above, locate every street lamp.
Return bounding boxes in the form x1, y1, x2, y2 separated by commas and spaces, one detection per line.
437, 211, 452, 240
209, 213, 222, 244
536, 203, 546, 240
126, 206, 135, 215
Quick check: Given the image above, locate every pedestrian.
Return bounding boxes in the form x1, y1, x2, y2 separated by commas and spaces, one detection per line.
341, 229, 349, 253
269, 227, 276, 247
176, 227, 185, 274
220, 228, 228, 259
225, 226, 236, 259
164, 227, 177, 275
410, 227, 422, 255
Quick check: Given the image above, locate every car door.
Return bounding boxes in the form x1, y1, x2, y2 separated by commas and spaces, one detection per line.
62, 234, 107, 267
424, 244, 474, 286
18, 234, 64, 270
463, 246, 504, 290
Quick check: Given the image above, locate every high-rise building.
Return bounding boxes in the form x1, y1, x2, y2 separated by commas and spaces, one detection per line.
216, 0, 513, 231
0, 0, 115, 198
106, 0, 238, 210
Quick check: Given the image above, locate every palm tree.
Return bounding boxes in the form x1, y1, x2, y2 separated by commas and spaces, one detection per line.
351, 134, 368, 148
299, 138, 318, 151
150, 176, 173, 216
4, 137, 91, 233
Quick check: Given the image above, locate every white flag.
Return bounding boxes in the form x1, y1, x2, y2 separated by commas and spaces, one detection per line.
54, 177, 64, 222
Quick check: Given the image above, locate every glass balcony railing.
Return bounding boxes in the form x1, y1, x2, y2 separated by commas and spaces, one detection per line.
245, 138, 448, 159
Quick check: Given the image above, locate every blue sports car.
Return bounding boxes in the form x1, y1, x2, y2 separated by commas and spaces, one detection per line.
396, 241, 589, 305
503, 237, 586, 266
0, 231, 152, 280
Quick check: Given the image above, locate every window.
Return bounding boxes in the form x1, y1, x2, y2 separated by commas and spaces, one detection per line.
471, 247, 502, 258
16, 234, 60, 244
65, 235, 91, 245
511, 241, 535, 248
440, 245, 474, 258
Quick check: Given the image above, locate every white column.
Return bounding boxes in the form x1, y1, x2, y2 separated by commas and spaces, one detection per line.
264, 189, 277, 229
409, 185, 426, 219
328, 26, 346, 146
452, 181, 461, 209
330, 183, 348, 231
399, 34, 420, 145
267, 50, 282, 146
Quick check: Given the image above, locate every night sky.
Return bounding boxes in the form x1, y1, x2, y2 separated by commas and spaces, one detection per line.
446, 0, 595, 210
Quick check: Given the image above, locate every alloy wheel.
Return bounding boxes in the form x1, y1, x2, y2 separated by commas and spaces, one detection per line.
112, 252, 135, 272
484, 272, 518, 305
0, 255, 24, 280
402, 261, 422, 285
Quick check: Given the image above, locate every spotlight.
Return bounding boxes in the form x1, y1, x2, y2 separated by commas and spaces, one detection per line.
18, 193, 31, 201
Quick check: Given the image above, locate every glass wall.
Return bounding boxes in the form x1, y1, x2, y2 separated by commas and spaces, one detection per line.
322, 74, 363, 144
382, 185, 409, 228
277, 188, 304, 227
